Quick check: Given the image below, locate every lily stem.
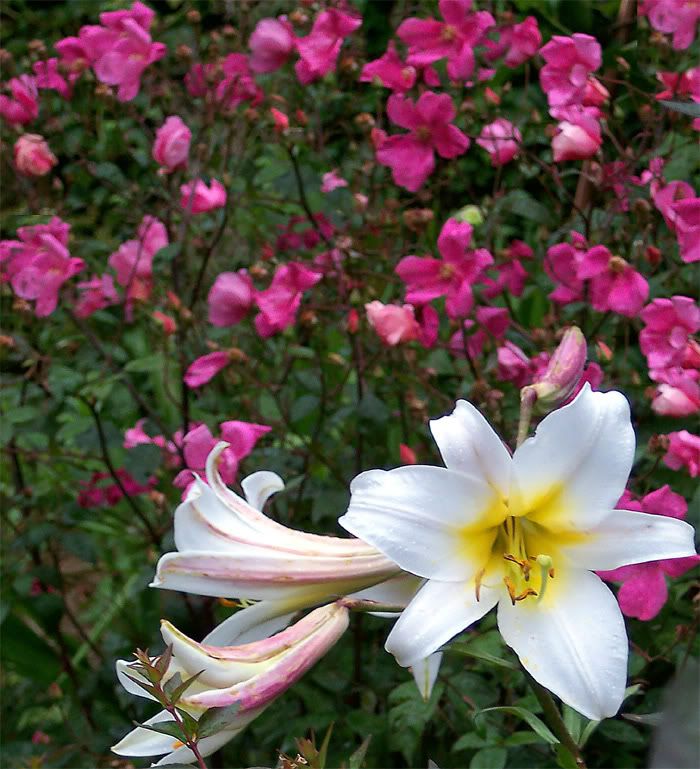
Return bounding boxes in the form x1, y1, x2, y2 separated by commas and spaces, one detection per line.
523, 670, 587, 769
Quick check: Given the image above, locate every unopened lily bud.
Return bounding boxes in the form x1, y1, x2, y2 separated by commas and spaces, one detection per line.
113, 603, 349, 764
453, 205, 484, 226
527, 326, 587, 413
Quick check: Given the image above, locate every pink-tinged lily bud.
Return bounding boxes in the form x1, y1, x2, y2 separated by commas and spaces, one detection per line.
527, 326, 587, 413
13, 134, 58, 176
152, 115, 191, 173
112, 602, 348, 764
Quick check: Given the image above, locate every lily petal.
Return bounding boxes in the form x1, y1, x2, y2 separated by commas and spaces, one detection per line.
241, 470, 285, 510
411, 652, 443, 701
202, 599, 297, 646
513, 386, 634, 531
430, 399, 512, 492
340, 465, 502, 580
386, 577, 499, 667
562, 509, 697, 570
497, 568, 627, 720
152, 550, 397, 599
111, 711, 180, 756
151, 718, 258, 765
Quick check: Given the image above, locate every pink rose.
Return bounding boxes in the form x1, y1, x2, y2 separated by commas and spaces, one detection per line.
640, 296, 700, 369
377, 91, 470, 192
360, 41, 416, 92
13, 134, 58, 176
184, 351, 231, 388
1, 217, 84, 317
321, 170, 348, 193
476, 118, 521, 166
0, 75, 39, 125
664, 430, 700, 476
577, 245, 649, 317
651, 368, 700, 417
295, 8, 362, 84
539, 33, 601, 109
397, 0, 495, 82
552, 114, 602, 161
74, 274, 119, 318
396, 218, 492, 318
365, 301, 420, 346
249, 17, 295, 73
180, 179, 227, 213
207, 270, 255, 327
153, 116, 191, 173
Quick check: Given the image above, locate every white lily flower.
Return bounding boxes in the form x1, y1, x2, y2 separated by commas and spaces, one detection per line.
339, 385, 697, 720
112, 602, 349, 766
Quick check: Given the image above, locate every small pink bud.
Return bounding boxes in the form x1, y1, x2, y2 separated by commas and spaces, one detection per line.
13, 134, 57, 176
528, 326, 587, 412
399, 444, 417, 464
153, 310, 177, 335
346, 308, 359, 333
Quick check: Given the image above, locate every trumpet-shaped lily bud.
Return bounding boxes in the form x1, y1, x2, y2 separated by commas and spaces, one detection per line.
152, 442, 400, 604
112, 602, 349, 765
526, 326, 587, 413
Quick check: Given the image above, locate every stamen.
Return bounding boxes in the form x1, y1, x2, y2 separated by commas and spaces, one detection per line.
514, 588, 538, 602
474, 568, 485, 602
503, 576, 517, 605
535, 554, 554, 604
503, 553, 531, 581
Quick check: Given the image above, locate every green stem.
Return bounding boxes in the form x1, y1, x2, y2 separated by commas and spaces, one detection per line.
523, 670, 587, 769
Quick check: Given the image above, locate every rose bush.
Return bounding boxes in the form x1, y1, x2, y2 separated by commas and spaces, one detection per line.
1, 1, 698, 767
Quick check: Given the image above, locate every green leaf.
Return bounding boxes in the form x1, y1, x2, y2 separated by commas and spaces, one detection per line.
453, 733, 488, 751
499, 190, 553, 225
348, 736, 372, 769
555, 744, 579, 769
154, 645, 173, 679
318, 723, 334, 768
659, 100, 700, 118
622, 712, 661, 727
166, 671, 205, 703
598, 719, 645, 745
125, 354, 163, 373
447, 641, 517, 671
475, 706, 559, 745
196, 702, 241, 739
154, 243, 182, 263
123, 674, 168, 707
123, 442, 162, 484
469, 747, 507, 769
136, 719, 186, 740
176, 707, 199, 737
92, 161, 127, 186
